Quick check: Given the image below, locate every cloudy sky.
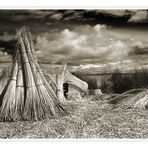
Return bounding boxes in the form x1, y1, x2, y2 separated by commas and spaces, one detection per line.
0, 10, 147, 23
0, 10, 148, 70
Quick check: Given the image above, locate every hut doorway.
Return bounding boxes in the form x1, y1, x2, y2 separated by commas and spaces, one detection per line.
63, 83, 68, 98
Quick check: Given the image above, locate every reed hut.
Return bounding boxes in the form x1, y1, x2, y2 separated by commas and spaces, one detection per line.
0, 27, 66, 121
55, 64, 88, 102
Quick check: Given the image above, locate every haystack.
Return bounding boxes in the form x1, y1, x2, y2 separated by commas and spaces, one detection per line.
0, 27, 66, 121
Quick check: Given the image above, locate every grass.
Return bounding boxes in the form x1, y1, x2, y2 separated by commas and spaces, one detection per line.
101, 69, 148, 94
0, 95, 148, 138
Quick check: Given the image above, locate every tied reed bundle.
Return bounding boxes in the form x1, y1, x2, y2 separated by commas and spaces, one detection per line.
24, 27, 66, 107
26, 30, 61, 103
56, 64, 67, 103
22, 33, 52, 119
22, 27, 66, 120
0, 58, 18, 121
0, 68, 9, 95
18, 31, 41, 121
15, 56, 24, 120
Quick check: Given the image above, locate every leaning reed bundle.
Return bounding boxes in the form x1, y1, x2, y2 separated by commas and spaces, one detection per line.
0, 57, 18, 121
45, 74, 57, 92
18, 33, 40, 121
0, 69, 9, 94
25, 28, 66, 115
23, 27, 65, 107
15, 54, 25, 120
18, 27, 66, 120
21, 34, 57, 119
27, 32, 60, 101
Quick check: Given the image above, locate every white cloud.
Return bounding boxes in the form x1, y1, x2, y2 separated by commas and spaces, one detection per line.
95, 10, 128, 17
49, 13, 63, 20
35, 24, 134, 64
128, 11, 147, 23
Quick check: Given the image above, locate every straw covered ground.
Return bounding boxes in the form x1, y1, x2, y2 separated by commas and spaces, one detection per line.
0, 95, 148, 138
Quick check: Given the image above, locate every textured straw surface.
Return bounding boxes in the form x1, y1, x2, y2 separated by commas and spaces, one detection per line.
0, 27, 67, 121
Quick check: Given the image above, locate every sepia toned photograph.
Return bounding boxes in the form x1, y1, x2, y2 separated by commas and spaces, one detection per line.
0, 10, 148, 139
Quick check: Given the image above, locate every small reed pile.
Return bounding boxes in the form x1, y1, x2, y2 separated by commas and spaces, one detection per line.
0, 27, 67, 121
109, 88, 148, 109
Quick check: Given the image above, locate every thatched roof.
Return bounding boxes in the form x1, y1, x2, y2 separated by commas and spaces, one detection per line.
64, 71, 88, 92
0, 27, 67, 122
55, 64, 88, 102
56, 64, 88, 92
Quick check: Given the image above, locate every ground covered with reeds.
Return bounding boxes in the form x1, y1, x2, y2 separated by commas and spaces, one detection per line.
0, 95, 148, 138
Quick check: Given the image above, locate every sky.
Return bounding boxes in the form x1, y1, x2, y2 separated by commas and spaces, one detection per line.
36, 24, 132, 64
0, 10, 147, 23
0, 10, 148, 70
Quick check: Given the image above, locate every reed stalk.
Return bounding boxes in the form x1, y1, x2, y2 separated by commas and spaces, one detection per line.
0, 59, 18, 121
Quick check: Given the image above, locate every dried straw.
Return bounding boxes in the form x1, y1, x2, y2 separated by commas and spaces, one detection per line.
20, 27, 66, 120
109, 88, 148, 109
0, 27, 67, 121
18, 32, 39, 120
15, 52, 26, 119
0, 58, 18, 121
56, 64, 67, 103
25, 27, 66, 107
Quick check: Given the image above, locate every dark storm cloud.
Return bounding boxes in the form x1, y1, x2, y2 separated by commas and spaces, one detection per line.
0, 10, 148, 23
94, 10, 148, 23
0, 10, 56, 20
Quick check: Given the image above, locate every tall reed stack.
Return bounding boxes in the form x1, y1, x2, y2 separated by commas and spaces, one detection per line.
0, 27, 66, 121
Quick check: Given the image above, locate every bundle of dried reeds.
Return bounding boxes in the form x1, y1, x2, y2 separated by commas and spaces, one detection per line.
23, 27, 60, 102
0, 56, 18, 121
0, 27, 67, 121
15, 54, 24, 120
0, 68, 9, 95
109, 88, 148, 109
56, 64, 67, 103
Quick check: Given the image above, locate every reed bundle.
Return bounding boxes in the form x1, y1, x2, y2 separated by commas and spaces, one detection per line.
0, 27, 67, 121
0, 68, 9, 95
0, 58, 18, 121
56, 64, 67, 103
109, 88, 148, 109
